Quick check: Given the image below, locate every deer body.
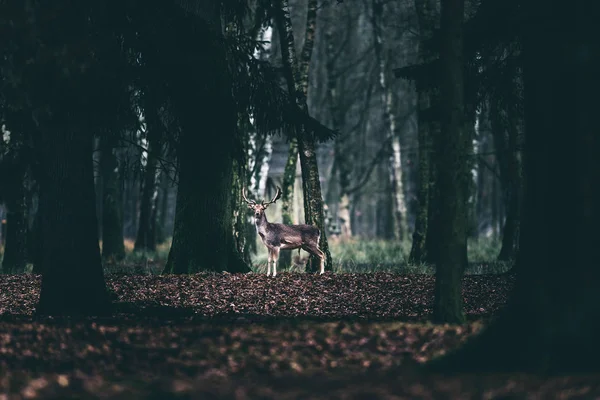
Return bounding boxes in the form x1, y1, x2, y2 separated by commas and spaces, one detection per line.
244, 187, 325, 277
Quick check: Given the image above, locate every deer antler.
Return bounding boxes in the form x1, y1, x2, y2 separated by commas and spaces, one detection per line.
262, 186, 282, 207
241, 188, 256, 205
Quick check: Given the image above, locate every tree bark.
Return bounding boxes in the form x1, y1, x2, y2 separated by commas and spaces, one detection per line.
100, 137, 125, 261
35, 125, 111, 316
432, 0, 467, 325
428, 0, 600, 373
274, 0, 332, 273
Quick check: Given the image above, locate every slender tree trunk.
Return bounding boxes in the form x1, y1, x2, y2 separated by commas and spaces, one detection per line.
432, 0, 467, 324
428, 1, 600, 372
274, 0, 332, 273
164, 2, 249, 274
279, 137, 298, 269
135, 140, 159, 252
371, 0, 408, 241
100, 137, 125, 261
35, 125, 111, 316
1, 167, 28, 274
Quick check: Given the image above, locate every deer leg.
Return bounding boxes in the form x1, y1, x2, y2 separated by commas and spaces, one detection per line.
303, 244, 326, 275
272, 247, 280, 277
266, 248, 272, 276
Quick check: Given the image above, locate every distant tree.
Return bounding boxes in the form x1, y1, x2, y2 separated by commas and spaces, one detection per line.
432, 0, 468, 324
371, 0, 408, 242
273, 0, 333, 273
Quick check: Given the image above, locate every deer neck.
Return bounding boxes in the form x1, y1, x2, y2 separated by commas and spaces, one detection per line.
255, 213, 269, 236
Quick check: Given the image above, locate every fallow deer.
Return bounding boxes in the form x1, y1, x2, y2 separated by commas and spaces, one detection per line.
242, 187, 325, 277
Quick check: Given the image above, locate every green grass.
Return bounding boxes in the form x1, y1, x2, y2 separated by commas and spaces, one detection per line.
251, 236, 512, 275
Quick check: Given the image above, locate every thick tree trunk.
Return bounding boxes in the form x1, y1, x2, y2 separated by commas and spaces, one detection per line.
134, 140, 159, 252
429, 1, 600, 373
432, 0, 467, 325
35, 126, 111, 316
100, 137, 125, 261
1, 168, 28, 274
164, 3, 249, 274
274, 0, 333, 273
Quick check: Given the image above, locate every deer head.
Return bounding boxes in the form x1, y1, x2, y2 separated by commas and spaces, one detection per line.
242, 187, 282, 219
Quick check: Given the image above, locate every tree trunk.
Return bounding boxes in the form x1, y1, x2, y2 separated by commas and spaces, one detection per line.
100, 137, 125, 261
163, 3, 249, 274
409, 92, 431, 264
274, 0, 332, 273
1, 168, 28, 274
35, 125, 111, 316
279, 137, 298, 269
134, 140, 159, 252
424, 121, 441, 264
428, 1, 600, 373
155, 170, 171, 244
411, 0, 437, 264
432, 0, 467, 325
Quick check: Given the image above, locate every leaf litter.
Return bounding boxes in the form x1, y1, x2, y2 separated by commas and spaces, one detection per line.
0, 272, 598, 398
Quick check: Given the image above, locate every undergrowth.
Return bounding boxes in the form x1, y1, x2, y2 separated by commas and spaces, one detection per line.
251, 236, 511, 275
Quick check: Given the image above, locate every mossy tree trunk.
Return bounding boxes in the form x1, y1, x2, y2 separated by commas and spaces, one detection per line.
100, 136, 125, 262
274, 0, 333, 273
36, 125, 112, 316
163, 2, 249, 274
428, 0, 600, 372
432, 0, 467, 325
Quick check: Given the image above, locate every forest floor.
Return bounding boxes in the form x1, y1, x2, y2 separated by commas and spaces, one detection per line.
0, 272, 599, 399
